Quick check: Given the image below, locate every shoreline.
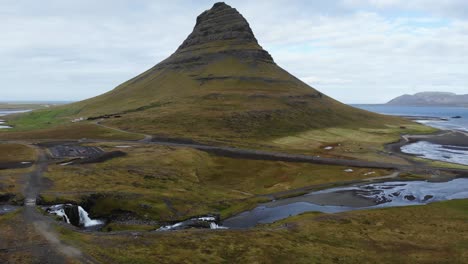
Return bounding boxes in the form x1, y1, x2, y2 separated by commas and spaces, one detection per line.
385, 114, 468, 165
400, 115, 449, 121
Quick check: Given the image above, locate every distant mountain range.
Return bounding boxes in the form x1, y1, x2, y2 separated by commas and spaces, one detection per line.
387, 92, 468, 107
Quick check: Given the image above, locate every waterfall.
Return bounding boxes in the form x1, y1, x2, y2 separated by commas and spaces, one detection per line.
78, 206, 103, 227
158, 215, 227, 231
46, 204, 103, 228
209, 222, 227, 229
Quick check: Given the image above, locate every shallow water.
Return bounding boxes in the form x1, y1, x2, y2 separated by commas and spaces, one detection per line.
0, 109, 31, 117
401, 141, 468, 165
0, 205, 19, 215
223, 178, 468, 228
0, 109, 31, 129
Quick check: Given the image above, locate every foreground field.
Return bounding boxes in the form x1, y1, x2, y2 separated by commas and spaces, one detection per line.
57, 199, 468, 264
42, 143, 392, 224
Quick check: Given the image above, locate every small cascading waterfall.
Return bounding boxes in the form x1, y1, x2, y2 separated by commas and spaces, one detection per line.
77, 206, 104, 227
158, 215, 227, 231
46, 204, 103, 228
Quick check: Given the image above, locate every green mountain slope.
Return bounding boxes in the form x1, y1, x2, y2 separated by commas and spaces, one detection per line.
8, 2, 408, 144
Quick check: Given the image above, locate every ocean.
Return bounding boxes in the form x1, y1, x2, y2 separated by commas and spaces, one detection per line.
353, 105, 468, 165
353, 105, 468, 132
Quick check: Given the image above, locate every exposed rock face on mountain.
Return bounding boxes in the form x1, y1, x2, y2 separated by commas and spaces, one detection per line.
38, 2, 401, 142
152, 2, 274, 70
178, 2, 263, 51
387, 92, 468, 106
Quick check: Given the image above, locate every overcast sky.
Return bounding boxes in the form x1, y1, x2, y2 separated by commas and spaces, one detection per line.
1, 0, 467, 103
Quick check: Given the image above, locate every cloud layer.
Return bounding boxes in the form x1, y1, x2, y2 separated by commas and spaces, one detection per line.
1, 0, 467, 103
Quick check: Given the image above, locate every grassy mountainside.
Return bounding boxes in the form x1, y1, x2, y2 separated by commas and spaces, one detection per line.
5, 2, 410, 145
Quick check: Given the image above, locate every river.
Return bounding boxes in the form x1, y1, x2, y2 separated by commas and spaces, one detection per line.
223, 178, 468, 228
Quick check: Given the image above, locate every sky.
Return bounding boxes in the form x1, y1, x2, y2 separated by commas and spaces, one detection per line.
1, 0, 467, 104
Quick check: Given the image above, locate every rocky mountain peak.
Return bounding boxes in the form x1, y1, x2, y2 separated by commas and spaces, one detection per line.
158, 2, 274, 69
177, 2, 259, 50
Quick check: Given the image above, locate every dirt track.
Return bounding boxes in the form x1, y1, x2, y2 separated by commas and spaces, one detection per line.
2, 146, 99, 263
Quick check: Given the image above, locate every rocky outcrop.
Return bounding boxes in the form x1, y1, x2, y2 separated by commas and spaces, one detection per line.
63, 205, 81, 226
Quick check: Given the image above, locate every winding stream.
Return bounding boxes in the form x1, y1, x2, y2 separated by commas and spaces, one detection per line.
222, 178, 468, 228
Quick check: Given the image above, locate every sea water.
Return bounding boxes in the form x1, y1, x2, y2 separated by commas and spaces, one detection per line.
353, 105, 468, 132
353, 105, 468, 165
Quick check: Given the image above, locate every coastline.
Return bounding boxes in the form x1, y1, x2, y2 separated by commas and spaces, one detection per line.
387, 113, 468, 166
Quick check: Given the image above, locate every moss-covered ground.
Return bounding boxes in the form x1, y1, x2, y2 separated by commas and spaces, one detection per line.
55, 199, 468, 264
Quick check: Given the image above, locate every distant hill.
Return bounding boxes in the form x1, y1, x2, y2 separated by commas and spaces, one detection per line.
10, 2, 403, 143
387, 92, 468, 106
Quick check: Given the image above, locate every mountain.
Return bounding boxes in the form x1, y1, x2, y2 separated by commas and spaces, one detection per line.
387, 92, 468, 106
11, 2, 403, 143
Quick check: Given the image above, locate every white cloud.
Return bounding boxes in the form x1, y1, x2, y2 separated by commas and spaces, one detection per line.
0, 0, 467, 103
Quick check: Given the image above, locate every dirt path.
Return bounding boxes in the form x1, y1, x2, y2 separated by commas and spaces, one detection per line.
18, 145, 99, 263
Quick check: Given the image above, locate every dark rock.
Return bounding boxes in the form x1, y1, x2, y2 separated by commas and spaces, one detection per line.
48, 145, 104, 159
75, 151, 126, 164
404, 195, 416, 201
423, 195, 434, 201
452, 116, 462, 119
139, 204, 152, 210
63, 205, 81, 227
178, 2, 259, 50
0, 193, 15, 204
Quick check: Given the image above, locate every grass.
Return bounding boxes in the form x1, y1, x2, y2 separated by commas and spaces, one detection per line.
0, 210, 38, 263
270, 123, 435, 162
0, 144, 35, 202
0, 123, 143, 141
0, 143, 35, 163
0, 168, 29, 201
41, 143, 392, 223
5, 107, 81, 130
412, 157, 468, 170
56, 199, 468, 264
